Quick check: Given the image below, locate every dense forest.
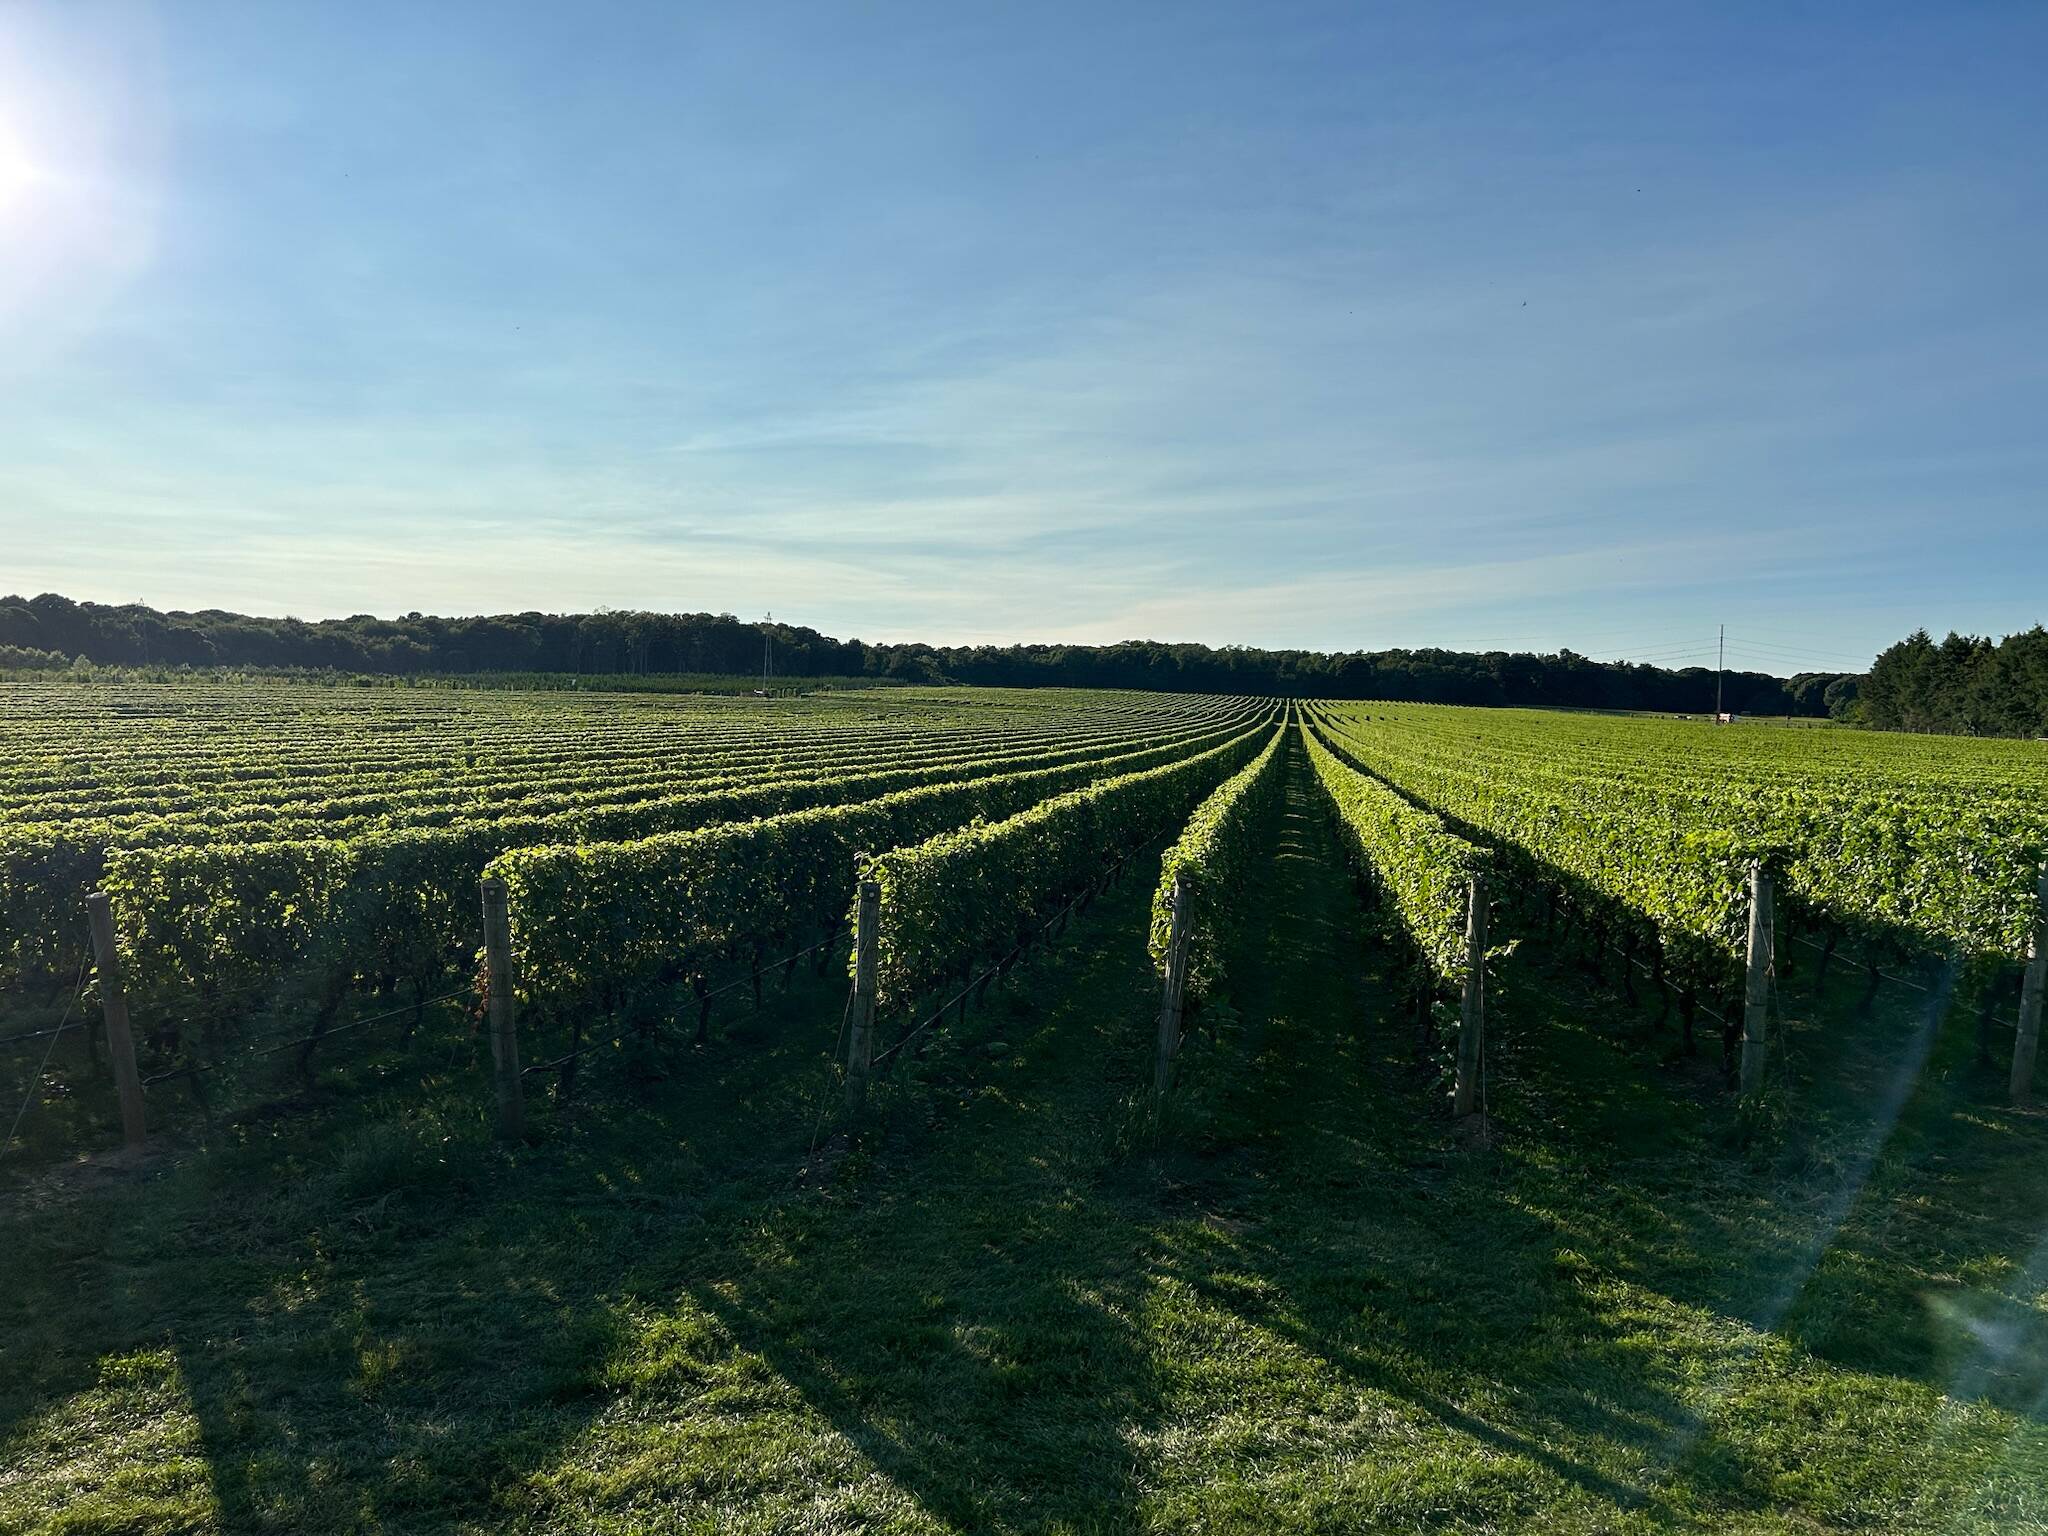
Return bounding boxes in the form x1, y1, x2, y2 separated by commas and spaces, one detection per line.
1856, 626, 2048, 736
1, 591, 2039, 733
0, 591, 1827, 714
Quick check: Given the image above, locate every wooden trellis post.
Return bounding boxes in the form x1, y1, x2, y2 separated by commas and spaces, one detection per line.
479, 877, 524, 1139
1453, 873, 1486, 1119
83, 892, 146, 1150
845, 880, 880, 1110
2011, 865, 2048, 1106
1740, 862, 1775, 1097
1153, 873, 1191, 1097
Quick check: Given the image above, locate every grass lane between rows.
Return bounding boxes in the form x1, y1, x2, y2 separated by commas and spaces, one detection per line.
2, 737, 2043, 1532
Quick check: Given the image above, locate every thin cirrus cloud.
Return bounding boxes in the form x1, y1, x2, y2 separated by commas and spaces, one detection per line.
0, 1, 2042, 663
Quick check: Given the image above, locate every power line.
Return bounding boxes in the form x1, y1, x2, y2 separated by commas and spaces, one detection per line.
1593, 639, 1721, 656
1717, 624, 1724, 718
1437, 626, 1873, 672
1723, 637, 1872, 668
1612, 647, 1719, 665
1724, 652, 1867, 676
1738, 623, 1889, 648
1463, 639, 1719, 658
1728, 635, 1869, 658
1455, 623, 1726, 646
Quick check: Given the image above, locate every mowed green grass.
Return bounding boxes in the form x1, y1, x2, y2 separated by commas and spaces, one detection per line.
2, 743, 2044, 1533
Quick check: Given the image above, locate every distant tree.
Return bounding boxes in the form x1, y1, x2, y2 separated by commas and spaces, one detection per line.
1822, 675, 1863, 722
10, 590, 2036, 733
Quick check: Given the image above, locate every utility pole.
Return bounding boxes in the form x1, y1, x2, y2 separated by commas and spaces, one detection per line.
761, 613, 773, 689
1715, 623, 1725, 720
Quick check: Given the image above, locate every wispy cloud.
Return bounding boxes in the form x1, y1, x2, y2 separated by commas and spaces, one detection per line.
0, 3, 2042, 660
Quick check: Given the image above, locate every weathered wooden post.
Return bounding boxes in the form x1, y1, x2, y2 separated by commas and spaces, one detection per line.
479, 877, 524, 1139
1453, 873, 1486, 1118
2010, 865, 2048, 1105
845, 880, 880, 1110
83, 892, 146, 1150
1153, 873, 1192, 1097
1740, 861, 1775, 1096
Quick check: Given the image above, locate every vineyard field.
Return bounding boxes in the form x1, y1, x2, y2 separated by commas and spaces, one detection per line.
2, 680, 2045, 1534
1307, 701, 2048, 972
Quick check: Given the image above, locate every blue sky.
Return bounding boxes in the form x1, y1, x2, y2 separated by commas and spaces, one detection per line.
0, 1, 2042, 670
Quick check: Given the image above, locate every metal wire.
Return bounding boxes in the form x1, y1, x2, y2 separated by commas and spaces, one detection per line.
797, 818, 1180, 1163
1509, 875, 1732, 1027
1, 961, 90, 1157
872, 829, 1164, 1068
138, 986, 473, 1088
1783, 930, 2019, 1032
805, 986, 858, 1159
0, 1016, 91, 1052
873, 949, 1017, 1068
1514, 877, 2023, 1039
0, 969, 316, 1053
522, 929, 853, 1079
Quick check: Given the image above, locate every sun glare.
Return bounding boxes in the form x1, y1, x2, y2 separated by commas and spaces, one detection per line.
0, 121, 40, 215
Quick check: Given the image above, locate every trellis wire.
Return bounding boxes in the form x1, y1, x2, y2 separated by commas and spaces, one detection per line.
138, 986, 473, 1088
1507, 874, 1733, 1028
873, 826, 1167, 1069
522, 928, 853, 1080
1, 960, 90, 1158
1784, 930, 2019, 1030
1514, 873, 2021, 1037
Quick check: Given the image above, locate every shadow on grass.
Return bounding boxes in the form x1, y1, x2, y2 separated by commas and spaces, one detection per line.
0, 955, 881, 1531
1482, 915, 2048, 1421
1303, 715, 2048, 1422
1141, 746, 1719, 1524
1164, 737, 2043, 1529
5, 736, 2043, 1533
1, 857, 1182, 1532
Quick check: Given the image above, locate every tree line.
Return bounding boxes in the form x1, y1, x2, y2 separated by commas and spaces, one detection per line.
5, 591, 2038, 734
1856, 626, 2048, 737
